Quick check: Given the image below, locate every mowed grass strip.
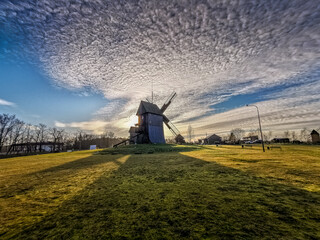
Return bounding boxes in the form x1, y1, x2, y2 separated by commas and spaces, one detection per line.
0, 150, 129, 238
183, 145, 320, 192
0, 145, 319, 239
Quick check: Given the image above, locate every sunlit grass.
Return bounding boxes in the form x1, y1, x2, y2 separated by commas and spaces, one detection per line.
0, 151, 129, 239
183, 145, 320, 192
0, 145, 319, 239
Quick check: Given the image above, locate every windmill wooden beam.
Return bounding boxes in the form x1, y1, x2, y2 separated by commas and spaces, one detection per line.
160, 92, 177, 113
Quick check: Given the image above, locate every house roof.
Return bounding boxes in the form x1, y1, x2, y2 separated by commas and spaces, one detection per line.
311, 130, 319, 135
205, 134, 221, 140
129, 126, 138, 133
243, 135, 258, 139
10, 142, 64, 146
137, 101, 163, 116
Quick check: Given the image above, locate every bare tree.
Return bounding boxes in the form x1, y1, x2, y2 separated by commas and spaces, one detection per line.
36, 124, 48, 152
6, 120, 25, 154
103, 130, 115, 139
230, 128, 245, 141
0, 113, 127, 154
13, 120, 25, 144
0, 114, 17, 152
229, 132, 236, 143
63, 132, 76, 150
300, 128, 310, 142
23, 124, 33, 144
32, 124, 48, 152
39, 124, 47, 142
267, 131, 273, 141
33, 125, 41, 143
222, 135, 229, 142
187, 125, 194, 142
263, 130, 272, 142
284, 130, 290, 138
107, 131, 115, 138
50, 128, 65, 152
247, 129, 259, 137
76, 130, 86, 150
291, 131, 296, 141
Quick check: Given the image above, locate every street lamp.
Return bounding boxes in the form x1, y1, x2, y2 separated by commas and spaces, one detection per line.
246, 104, 265, 152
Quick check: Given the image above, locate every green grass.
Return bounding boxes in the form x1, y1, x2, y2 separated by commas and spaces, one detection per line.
0, 145, 319, 239
100, 144, 201, 155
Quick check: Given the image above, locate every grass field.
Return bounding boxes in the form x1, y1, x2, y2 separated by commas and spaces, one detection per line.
0, 144, 319, 239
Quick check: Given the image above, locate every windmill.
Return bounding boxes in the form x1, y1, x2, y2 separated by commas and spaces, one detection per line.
128, 91, 185, 144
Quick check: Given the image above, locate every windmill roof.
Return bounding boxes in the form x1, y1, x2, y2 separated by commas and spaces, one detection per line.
137, 101, 163, 116
311, 130, 319, 135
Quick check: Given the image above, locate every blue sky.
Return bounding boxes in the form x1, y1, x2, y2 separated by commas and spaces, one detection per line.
0, 50, 107, 126
0, 0, 319, 137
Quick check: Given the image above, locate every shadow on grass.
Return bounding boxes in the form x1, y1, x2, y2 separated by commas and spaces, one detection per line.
198, 144, 263, 152
9, 151, 320, 239
0, 154, 125, 199
99, 144, 201, 155
31, 154, 125, 175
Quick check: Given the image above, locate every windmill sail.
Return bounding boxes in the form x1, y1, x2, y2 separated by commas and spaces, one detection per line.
163, 118, 185, 144
161, 92, 185, 143
160, 91, 177, 113
163, 115, 180, 136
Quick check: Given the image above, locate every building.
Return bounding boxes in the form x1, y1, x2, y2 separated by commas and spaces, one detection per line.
203, 134, 222, 144
6, 142, 64, 154
272, 138, 290, 143
129, 126, 139, 144
132, 101, 166, 144
242, 135, 259, 142
311, 130, 320, 143
119, 92, 185, 147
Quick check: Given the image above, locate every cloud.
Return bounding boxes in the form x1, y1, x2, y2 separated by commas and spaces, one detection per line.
185, 78, 320, 137
0, 98, 15, 106
1, 0, 320, 136
55, 119, 117, 135
54, 121, 66, 128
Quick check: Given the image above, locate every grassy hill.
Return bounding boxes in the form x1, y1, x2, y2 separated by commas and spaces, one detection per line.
0, 144, 319, 239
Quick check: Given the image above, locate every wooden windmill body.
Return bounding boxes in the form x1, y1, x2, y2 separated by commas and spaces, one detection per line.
129, 92, 185, 144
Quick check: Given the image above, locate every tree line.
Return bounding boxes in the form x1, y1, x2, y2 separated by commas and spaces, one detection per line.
227, 127, 318, 142
184, 125, 318, 143
0, 113, 123, 154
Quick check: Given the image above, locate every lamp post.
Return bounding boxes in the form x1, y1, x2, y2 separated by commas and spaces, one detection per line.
246, 104, 265, 152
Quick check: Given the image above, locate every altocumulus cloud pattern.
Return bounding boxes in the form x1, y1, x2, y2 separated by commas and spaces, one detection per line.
1, 0, 320, 135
